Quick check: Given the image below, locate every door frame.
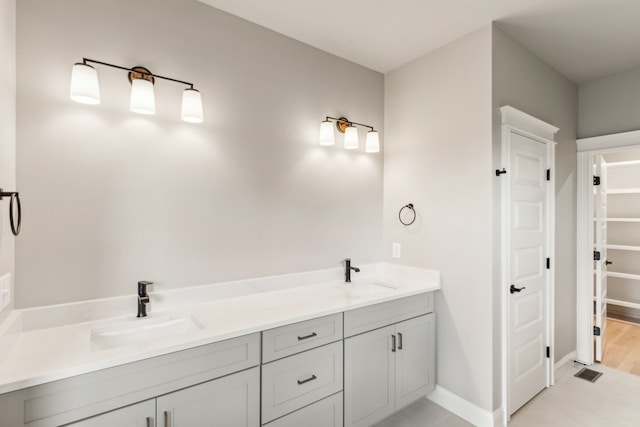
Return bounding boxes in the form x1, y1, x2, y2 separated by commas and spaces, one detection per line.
500, 106, 557, 423
575, 129, 640, 364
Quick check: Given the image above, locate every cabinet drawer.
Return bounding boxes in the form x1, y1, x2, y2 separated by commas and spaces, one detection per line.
343, 293, 433, 337
4, 333, 260, 427
262, 341, 343, 423
262, 313, 343, 362
264, 392, 343, 427
64, 400, 155, 426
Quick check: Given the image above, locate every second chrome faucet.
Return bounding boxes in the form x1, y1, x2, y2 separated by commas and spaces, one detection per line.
345, 258, 360, 283
137, 281, 153, 317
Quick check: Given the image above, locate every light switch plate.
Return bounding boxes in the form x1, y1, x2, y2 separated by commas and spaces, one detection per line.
0, 273, 11, 312
392, 243, 401, 259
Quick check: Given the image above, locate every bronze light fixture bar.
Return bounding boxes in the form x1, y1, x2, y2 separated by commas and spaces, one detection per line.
80, 58, 196, 89
319, 116, 380, 152
70, 57, 204, 123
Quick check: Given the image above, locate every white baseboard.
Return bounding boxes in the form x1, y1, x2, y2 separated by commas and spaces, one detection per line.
428, 353, 577, 427
554, 350, 577, 380
428, 385, 503, 427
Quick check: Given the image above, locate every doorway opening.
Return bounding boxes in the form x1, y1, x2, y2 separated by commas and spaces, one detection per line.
576, 131, 640, 376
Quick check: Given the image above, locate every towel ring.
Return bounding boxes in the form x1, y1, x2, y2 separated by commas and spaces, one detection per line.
0, 189, 21, 236
399, 203, 416, 226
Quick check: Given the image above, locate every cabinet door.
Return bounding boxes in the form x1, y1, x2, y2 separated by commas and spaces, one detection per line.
65, 400, 155, 426
157, 366, 259, 427
395, 314, 435, 409
344, 325, 395, 427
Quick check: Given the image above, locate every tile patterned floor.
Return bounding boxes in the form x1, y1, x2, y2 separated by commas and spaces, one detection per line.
375, 362, 640, 427
373, 398, 473, 427
508, 363, 640, 427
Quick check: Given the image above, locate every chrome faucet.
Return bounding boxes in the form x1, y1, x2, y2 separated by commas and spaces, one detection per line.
345, 258, 360, 283
137, 281, 152, 317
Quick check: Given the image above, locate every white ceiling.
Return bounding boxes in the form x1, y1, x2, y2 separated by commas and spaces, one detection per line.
198, 0, 640, 84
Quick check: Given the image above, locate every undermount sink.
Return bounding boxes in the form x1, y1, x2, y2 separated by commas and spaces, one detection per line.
91, 312, 204, 350
342, 282, 397, 296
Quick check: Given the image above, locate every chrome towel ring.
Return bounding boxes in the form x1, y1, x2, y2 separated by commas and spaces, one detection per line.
0, 189, 21, 236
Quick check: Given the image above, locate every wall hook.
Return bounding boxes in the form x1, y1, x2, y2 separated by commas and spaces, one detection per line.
495, 168, 507, 176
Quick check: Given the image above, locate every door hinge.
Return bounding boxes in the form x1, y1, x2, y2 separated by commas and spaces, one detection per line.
594, 251, 601, 261
593, 176, 601, 186
594, 326, 601, 336
546, 258, 550, 269
546, 346, 550, 358
546, 169, 551, 181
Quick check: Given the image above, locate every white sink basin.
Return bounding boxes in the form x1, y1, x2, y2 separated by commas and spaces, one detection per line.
91, 313, 204, 350
343, 282, 397, 297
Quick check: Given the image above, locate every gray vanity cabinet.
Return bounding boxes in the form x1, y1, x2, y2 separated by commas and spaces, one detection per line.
343, 294, 435, 427
157, 366, 259, 427
261, 313, 344, 426
0, 333, 260, 427
68, 366, 260, 427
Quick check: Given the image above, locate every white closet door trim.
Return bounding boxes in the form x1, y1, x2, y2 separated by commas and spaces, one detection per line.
577, 129, 640, 152
500, 105, 556, 426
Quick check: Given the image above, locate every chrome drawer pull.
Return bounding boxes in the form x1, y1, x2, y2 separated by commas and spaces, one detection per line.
297, 374, 317, 385
297, 332, 318, 341
398, 332, 403, 350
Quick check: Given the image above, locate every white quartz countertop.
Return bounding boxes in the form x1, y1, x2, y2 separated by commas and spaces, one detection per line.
0, 263, 440, 395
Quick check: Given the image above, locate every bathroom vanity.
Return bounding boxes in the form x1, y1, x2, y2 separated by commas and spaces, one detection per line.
0, 265, 439, 426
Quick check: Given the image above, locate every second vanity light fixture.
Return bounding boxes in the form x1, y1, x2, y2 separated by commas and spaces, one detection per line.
319, 116, 380, 153
70, 58, 204, 123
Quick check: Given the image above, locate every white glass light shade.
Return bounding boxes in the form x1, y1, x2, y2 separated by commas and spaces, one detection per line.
70, 63, 100, 105
181, 88, 204, 123
130, 78, 156, 115
344, 125, 359, 149
319, 120, 335, 146
365, 130, 380, 153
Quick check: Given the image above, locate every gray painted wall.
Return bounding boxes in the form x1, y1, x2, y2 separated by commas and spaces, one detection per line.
384, 25, 579, 414
579, 67, 640, 138
492, 26, 578, 372
0, 0, 16, 320
384, 27, 495, 411
16, 0, 384, 308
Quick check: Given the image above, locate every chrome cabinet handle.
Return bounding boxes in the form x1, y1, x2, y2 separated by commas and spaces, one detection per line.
297, 374, 317, 385
164, 410, 169, 427
297, 332, 317, 341
391, 334, 396, 352
146, 417, 151, 427
398, 332, 403, 350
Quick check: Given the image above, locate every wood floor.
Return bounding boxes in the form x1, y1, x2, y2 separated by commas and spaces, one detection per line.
601, 317, 640, 375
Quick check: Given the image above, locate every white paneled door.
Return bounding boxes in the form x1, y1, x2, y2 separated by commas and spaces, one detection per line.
593, 155, 608, 362
507, 131, 550, 416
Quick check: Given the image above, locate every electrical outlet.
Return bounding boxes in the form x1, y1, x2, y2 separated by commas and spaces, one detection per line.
0, 273, 10, 312
392, 243, 401, 259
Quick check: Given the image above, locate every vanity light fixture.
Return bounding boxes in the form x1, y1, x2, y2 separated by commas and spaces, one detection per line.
70, 58, 204, 123
318, 116, 380, 153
